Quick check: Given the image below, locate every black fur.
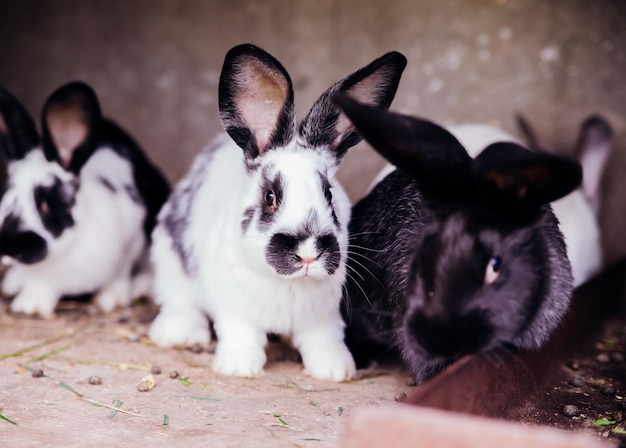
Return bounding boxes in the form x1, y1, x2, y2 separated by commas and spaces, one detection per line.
163, 140, 219, 275
337, 96, 579, 384
299, 51, 407, 162
33, 177, 76, 237
0, 86, 40, 160
265, 211, 341, 276
96, 119, 170, 239
258, 170, 285, 232
0, 214, 47, 264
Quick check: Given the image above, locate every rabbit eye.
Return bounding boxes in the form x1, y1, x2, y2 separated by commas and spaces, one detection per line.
264, 189, 277, 211
484, 256, 502, 285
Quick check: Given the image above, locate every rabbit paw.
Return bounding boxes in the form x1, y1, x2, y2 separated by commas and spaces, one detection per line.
1, 267, 22, 296
96, 280, 132, 313
149, 308, 211, 348
212, 347, 266, 378
303, 346, 356, 382
10, 289, 58, 318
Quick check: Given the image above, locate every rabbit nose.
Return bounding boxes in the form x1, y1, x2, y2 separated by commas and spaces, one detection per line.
298, 237, 321, 261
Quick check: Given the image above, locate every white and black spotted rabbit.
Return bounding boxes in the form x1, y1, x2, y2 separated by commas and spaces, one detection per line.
0, 82, 170, 317
334, 95, 581, 384
148, 44, 406, 381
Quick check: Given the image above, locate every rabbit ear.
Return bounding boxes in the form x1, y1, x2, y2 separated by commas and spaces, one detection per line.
474, 142, 582, 214
300, 51, 407, 162
515, 114, 549, 152
41, 81, 102, 174
218, 44, 295, 161
0, 85, 40, 161
333, 94, 472, 201
575, 115, 612, 204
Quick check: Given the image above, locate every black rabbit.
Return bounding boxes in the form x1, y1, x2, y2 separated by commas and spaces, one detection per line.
335, 95, 582, 384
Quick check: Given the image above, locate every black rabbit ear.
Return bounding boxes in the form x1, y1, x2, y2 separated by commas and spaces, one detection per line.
300, 51, 407, 162
218, 44, 295, 161
0, 86, 40, 161
333, 94, 473, 201
474, 142, 582, 212
42, 81, 102, 174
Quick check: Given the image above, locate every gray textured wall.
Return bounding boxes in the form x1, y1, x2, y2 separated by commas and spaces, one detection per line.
1, 0, 625, 263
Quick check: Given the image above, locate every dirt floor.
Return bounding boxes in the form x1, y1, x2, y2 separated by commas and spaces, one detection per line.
0, 297, 409, 447
516, 315, 626, 447
1, 295, 624, 447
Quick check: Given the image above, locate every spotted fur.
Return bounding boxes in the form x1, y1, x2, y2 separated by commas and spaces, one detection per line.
0, 82, 170, 317
149, 44, 406, 382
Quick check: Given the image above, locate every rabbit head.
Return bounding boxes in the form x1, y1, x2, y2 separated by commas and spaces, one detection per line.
0, 82, 102, 264
335, 95, 581, 375
217, 44, 407, 281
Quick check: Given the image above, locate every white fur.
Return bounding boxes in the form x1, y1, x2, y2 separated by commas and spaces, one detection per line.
149, 137, 356, 381
1, 148, 147, 317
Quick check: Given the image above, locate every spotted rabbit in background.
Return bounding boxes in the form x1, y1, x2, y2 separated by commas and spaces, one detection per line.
335, 95, 581, 384
0, 82, 170, 317
148, 44, 406, 381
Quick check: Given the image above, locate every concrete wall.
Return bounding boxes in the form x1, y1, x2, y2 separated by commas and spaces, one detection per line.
1, 0, 625, 263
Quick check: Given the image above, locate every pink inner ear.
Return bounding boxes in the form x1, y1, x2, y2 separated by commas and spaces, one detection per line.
332, 111, 354, 148
333, 68, 394, 148
236, 58, 289, 154
46, 106, 88, 168
580, 144, 610, 202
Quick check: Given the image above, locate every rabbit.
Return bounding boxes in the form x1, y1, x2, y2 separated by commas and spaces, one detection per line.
447, 114, 612, 286
0, 81, 170, 318
147, 43, 406, 382
334, 95, 581, 384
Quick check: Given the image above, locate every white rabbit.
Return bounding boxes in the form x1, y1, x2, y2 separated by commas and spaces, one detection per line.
0, 81, 170, 317
148, 44, 407, 381
447, 116, 612, 286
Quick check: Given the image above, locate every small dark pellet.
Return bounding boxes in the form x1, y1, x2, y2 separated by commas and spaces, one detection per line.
32, 369, 44, 378
563, 405, 579, 417
169, 370, 179, 379
137, 381, 150, 392
151, 365, 162, 375
88, 376, 102, 385
394, 392, 407, 402
602, 383, 616, 395
569, 376, 585, 387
